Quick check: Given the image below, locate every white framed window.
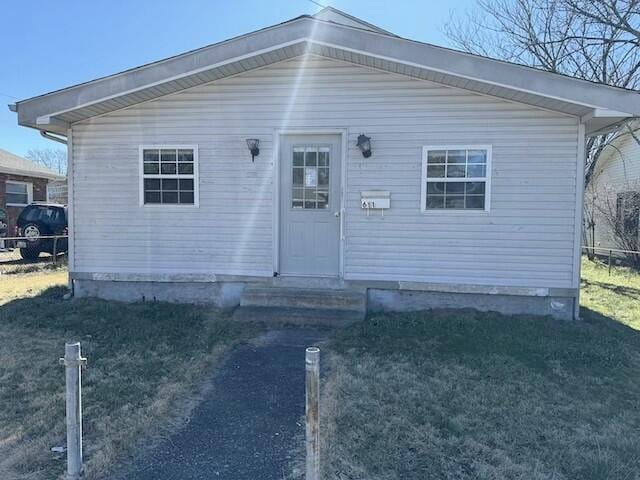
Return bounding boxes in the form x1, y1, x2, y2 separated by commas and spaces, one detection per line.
421, 145, 492, 212
139, 145, 199, 207
6, 180, 33, 207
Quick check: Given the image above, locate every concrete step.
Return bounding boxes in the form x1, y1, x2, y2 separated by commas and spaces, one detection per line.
232, 306, 364, 327
240, 286, 366, 312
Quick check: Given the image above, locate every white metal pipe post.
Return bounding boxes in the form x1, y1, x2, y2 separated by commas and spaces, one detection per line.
60, 342, 86, 480
305, 347, 320, 480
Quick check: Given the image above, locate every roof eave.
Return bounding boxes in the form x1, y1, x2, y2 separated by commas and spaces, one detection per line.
581, 109, 638, 135
13, 17, 640, 130
0, 166, 66, 181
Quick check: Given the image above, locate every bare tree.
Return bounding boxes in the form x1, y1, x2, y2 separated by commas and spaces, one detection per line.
445, 0, 640, 182
25, 148, 67, 176
583, 180, 599, 259
588, 179, 640, 265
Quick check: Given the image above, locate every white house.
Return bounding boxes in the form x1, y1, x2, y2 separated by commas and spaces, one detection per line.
11, 8, 640, 321
587, 127, 640, 255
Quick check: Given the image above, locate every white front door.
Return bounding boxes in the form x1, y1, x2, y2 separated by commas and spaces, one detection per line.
279, 134, 341, 276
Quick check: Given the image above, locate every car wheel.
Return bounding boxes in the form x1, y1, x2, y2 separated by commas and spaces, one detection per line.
23, 223, 42, 243
20, 247, 41, 260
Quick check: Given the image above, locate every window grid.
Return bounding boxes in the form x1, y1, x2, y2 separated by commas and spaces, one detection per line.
6, 181, 31, 206
141, 147, 197, 206
422, 147, 490, 212
291, 146, 330, 209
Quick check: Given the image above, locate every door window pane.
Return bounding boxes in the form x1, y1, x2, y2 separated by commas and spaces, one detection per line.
292, 146, 330, 209
304, 167, 318, 187
292, 188, 304, 202
293, 168, 304, 186
317, 191, 329, 209
293, 148, 305, 167
305, 150, 318, 167
318, 148, 330, 166
318, 168, 329, 186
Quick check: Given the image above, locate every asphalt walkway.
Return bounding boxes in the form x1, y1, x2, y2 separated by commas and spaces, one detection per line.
114, 327, 326, 480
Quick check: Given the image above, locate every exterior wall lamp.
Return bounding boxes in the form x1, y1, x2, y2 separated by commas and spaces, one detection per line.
356, 134, 372, 158
246, 139, 260, 161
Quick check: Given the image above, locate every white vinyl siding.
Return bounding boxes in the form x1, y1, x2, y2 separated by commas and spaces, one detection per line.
71, 55, 580, 288
590, 133, 640, 251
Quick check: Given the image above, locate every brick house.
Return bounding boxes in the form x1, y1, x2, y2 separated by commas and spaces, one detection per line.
0, 148, 66, 237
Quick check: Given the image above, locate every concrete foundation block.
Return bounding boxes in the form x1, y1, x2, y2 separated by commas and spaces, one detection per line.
367, 289, 575, 320
73, 279, 237, 308
73, 279, 576, 321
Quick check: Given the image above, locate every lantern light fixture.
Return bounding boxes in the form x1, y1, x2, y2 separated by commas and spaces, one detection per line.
246, 138, 260, 161
356, 134, 372, 158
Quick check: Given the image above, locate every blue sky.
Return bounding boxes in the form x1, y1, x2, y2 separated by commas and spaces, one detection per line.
0, 0, 473, 156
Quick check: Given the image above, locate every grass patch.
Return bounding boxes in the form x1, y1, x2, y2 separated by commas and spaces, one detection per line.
320, 259, 640, 480
0, 250, 67, 276
581, 258, 640, 330
0, 271, 67, 304
0, 277, 259, 479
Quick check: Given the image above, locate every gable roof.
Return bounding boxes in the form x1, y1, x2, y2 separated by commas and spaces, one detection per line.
11, 7, 640, 136
311, 7, 396, 36
0, 149, 66, 181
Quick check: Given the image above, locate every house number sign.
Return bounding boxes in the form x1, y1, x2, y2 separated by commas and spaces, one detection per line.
360, 190, 391, 216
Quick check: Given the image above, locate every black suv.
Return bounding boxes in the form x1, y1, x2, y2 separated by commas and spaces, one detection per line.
16, 204, 68, 260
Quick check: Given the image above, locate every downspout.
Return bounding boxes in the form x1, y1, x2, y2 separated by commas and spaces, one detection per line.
40, 130, 68, 145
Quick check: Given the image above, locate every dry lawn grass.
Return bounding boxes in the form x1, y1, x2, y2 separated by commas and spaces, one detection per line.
0, 249, 67, 277
320, 259, 640, 480
0, 275, 259, 480
0, 271, 67, 304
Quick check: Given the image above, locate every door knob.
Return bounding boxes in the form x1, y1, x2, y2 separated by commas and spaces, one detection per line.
334, 211, 340, 217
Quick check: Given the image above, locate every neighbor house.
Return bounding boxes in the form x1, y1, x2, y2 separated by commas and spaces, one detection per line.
0, 148, 66, 236
586, 126, 640, 255
10, 8, 640, 320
